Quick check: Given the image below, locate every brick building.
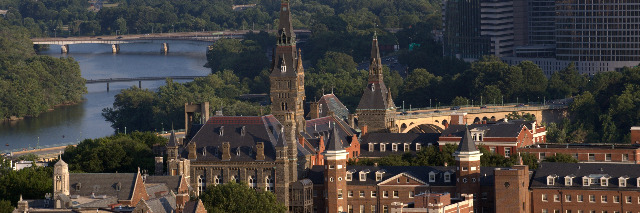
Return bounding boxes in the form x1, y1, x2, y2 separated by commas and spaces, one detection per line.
439, 119, 546, 157
300, 116, 360, 167
531, 162, 640, 213
308, 126, 530, 213
519, 143, 640, 164
359, 133, 439, 159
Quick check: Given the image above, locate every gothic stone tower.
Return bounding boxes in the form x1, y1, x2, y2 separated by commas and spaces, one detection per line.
454, 126, 483, 198
275, 117, 292, 208
323, 125, 349, 213
270, 0, 303, 183
53, 158, 70, 198
356, 33, 397, 133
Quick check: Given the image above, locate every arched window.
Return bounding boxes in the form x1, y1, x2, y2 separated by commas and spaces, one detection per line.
230, 175, 237, 183
248, 176, 256, 188
213, 175, 220, 186
265, 176, 274, 192
197, 175, 205, 195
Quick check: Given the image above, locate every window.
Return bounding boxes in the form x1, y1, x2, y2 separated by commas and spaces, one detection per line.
371, 191, 376, 198
573, 153, 578, 160
444, 173, 451, 182
622, 154, 629, 161
463, 178, 467, 183
376, 171, 385, 181
348, 191, 353, 197
369, 144, 374, 152
265, 176, 274, 192
606, 154, 612, 161
392, 144, 398, 151
197, 175, 205, 195
248, 176, 256, 188
409, 191, 414, 198
393, 191, 398, 198
404, 143, 409, 152
582, 177, 590, 186
565, 177, 573, 186
383, 205, 388, 213
230, 175, 237, 183
329, 165, 335, 169
542, 194, 548, 202
348, 205, 353, 213
540, 152, 546, 160
601, 178, 608, 186
588, 153, 595, 161
577, 194, 583, 202
213, 175, 220, 186
566, 194, 572, 202
360, 173, 366, 181
416, 144, 421, 151
626, 196, 631, 203
338, 189, 343, 199
489, 147, 496, 153
462, 167, 468, 171
554, 194, 560, 202
614, 196, 620, 203
360, 191, 365, 197
619, 178, 627, 187
371, 205, 376, 213
346, 173, 353, 181
380, 144, 386, 152
505, 147, 511, 157
360, 205, 364, 213
383, 191, 388, 198
589, 195, 595, 202
547, 176, 555, 185
429, 172, 436, 182
542, 209, 548, 213
601, 195, 607, 203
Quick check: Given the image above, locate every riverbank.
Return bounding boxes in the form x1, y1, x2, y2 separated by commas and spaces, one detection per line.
8, 144, 75, 161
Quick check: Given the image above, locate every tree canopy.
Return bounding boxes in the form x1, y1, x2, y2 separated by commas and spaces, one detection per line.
200, 181, 286, 213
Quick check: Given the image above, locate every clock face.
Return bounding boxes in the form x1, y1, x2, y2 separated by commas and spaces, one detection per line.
283, 7, 287, 11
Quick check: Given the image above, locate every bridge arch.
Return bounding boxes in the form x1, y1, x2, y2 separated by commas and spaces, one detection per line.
473, 117, 480, 124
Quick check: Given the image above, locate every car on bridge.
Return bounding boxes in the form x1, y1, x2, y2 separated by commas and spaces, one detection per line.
517, 104, 526, 107
480, 105, 487, 109
450, 106, 461, 110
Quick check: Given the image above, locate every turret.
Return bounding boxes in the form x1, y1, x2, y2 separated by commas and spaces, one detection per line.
53, 157, 69, 198
453, 126, 483, 197
323, 125, 349, 213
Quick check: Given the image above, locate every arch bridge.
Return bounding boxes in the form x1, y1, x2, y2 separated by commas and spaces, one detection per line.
394, 105, 568, 133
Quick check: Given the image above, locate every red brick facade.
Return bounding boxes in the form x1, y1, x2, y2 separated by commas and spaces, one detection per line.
520, 144, 640, 164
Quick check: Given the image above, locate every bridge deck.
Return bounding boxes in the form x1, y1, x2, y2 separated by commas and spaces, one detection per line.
86, 76, 206, 84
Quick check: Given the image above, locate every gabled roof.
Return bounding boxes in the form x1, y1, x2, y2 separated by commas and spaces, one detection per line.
456, 126, 478, 152
302, 116, 357, 150
183, 115, 284, 162
145, 176, 183, 195
357, 83, 392, 110
316, 94, 350, 120
144, 193, 176, 213
377, 172, 427, 185
69, 173, 137, 200
183, 200, 206, 213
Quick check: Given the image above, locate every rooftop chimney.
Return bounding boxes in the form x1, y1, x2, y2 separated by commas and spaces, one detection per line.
256, 142, 265, 161
222, 142, 231, 161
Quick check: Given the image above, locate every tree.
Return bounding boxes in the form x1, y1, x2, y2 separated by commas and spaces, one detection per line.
506, 112, 536, 121
546, 122, 567, 143
543, 153, 579, 163
451, 96, 468, 106
517, 61, 547, 101
200, 182, 286, 213
519, 152, 539, 170
547, 62, 587, 99
0, 200, 14, 213
481, 85, 502, 106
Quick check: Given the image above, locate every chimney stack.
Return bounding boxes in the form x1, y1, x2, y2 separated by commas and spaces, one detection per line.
362, 125, 368, 136
222, 142, 231, 161
155, 157, 164, 175
309, 102, 320, 119
256, 142, 265, 161
187, 142, 197, 160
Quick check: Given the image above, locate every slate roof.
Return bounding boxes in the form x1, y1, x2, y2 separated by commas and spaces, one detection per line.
308, 165, 498, 187
145, 184, 170, 199
301, 116, 357, 152
359, 133, 439, 158
357, 82, 392, 110
325, 126, 343, 151
183, 200, 205, 213
441, 121, 532, 138
144, 193, 176, 213
69, 173, 137, 200
316, 94, 350, 121
457, 127, 478, 152
145, 176, 182, 195
183, 115, 284, 162
531, 162, 640, 190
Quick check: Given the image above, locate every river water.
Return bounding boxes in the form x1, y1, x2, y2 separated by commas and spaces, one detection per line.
0, 41, 211, 153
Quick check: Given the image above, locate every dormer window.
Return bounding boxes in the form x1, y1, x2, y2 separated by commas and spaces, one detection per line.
429, 172, 436, 182
219, 126, 224, 136
601, 176, 609, 187
444, 172, 451, 182
241, 126, 246, 136
547, 175, 557, 185
392, 143, 398, 152
582, 177, 590, 186
416, 143, 421, 151
636, 177, 640, 187
619, 176, 629, 187
380, 143, 386, 152
376, 170, 386, 181
75, 183, 81, 191
359, 169, 370, 181
280, 62, 286, 73
565, 175, 575, 186
346, 170, 355, 181
404, 143, 409, 152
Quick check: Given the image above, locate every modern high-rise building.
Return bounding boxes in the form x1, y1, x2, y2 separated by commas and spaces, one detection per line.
445, 0, 640, 75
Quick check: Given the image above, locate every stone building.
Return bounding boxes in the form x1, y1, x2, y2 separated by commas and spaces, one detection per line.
356, 33, 398, 133
307, 93, 351, 123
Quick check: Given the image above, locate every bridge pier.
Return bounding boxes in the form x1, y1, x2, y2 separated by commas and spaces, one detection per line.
111, 44, 120, 54
161, 43, 169, 54
139, 81, 141, 88
107, 82, 110, 92
60, 45, 69, 54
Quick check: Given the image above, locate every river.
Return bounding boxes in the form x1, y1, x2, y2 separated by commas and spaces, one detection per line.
0, 41, 211, 153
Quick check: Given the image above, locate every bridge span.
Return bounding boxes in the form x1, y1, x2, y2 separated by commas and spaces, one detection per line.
86, 75, 207, 92
31, 30, 311, 54
394, 104, 568, 133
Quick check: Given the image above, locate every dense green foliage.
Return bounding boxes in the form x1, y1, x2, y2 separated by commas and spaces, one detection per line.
542, 153, 579, 163
0, 0, 440, 37
102, 71, 267, 132
0, 155, 52, 206
200, 181, 286, 213
61, 131, 166, 173
0, 19, 87, 119
0, 200, 13, 213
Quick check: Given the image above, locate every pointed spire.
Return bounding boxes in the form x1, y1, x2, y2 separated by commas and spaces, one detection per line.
297, 48, 304, 72
277, 0, 295, 45
167, 130, 178, 147
19, 194, 23, 201
387, 88, 394, 108
325, 124, 343, 151
456, 126, 478, 152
